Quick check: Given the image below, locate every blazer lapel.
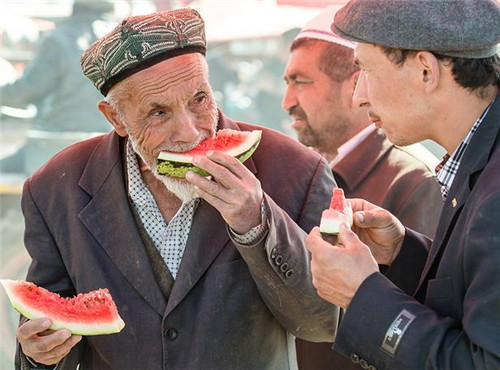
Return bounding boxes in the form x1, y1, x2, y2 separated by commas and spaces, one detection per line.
165, 200, 230, 316
416, 98, 500, 296
78, 133, 166, 316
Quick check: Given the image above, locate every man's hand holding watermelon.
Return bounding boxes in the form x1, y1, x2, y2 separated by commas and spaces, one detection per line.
17, 318, 82, 367
185, 150, 264, 235
307, 198, 406, 308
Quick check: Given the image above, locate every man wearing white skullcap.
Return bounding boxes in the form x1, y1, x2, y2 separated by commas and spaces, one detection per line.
283, 8, 443, 368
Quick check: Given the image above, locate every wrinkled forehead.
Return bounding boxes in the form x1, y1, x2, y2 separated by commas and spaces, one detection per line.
111, 53, 210, 100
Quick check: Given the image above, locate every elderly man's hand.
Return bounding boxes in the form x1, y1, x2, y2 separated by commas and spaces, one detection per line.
17, 318, 82, 366
186, 151, 263, 234
306, 225, 379, 309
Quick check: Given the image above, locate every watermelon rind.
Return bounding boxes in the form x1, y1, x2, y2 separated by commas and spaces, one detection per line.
156, 129, 262, 178
319, 204, 353, 235
0, 279, 125, 336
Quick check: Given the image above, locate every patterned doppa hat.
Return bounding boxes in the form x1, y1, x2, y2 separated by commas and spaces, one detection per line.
81, 8, 206, 96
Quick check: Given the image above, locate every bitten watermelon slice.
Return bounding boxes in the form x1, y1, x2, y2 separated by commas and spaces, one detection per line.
319, 188, 353, 235
157, 129, 262, 177
0, 279, 125, 336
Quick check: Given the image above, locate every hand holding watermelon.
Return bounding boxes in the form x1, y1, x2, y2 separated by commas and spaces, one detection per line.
186, 150, 264, 234
1, 279, 125, 366
17, 317, 82, 366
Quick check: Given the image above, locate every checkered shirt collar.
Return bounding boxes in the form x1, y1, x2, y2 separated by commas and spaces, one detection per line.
436, 103, 493, 199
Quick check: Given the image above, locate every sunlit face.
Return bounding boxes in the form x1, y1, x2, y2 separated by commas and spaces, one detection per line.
108, 53, 218, 200
282, 44, 352, 153
353, 43, 428, 146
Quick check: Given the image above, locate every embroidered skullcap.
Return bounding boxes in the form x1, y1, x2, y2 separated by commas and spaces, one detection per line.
332, 0, 500, 59
81, 8, 206, 96
295, 6, 354, 49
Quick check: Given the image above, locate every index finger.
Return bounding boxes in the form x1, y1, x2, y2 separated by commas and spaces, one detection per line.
18, 318, 52, 340
205, 150, 250, 179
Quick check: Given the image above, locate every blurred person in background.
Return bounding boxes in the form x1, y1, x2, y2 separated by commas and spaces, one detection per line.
283, 7, 443, 369
0, 0, 114, 174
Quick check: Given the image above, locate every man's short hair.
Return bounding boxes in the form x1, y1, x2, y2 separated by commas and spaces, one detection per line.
291, 38, 359, 83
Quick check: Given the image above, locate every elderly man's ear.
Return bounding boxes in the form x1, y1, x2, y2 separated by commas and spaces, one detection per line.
98, 101, 128, 136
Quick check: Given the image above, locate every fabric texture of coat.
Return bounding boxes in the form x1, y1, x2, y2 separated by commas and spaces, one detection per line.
333, 96, 500, 369
16, 113, 338, 370
296, 128, 443, 370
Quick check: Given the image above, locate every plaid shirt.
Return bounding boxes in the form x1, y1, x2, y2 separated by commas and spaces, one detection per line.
436, 103, 493, 199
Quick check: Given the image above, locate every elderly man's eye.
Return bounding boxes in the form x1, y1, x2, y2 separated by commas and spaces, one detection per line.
194, 92, 207, 105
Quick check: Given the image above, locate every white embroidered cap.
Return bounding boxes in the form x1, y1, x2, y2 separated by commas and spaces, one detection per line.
295, 5, 355, 49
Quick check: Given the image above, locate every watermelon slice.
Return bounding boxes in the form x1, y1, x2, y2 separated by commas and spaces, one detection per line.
0, 279, 125, 336
157, 129, 262, 177
319, 188, 353, 235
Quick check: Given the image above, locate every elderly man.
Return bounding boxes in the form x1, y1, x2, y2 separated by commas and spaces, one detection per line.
283, 6, 443, 369
14, 9, 338, 370
306, 0, 500, 369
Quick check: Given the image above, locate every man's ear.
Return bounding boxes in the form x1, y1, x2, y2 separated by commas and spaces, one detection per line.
415, 51, 440, 94
98, 100, 128, 137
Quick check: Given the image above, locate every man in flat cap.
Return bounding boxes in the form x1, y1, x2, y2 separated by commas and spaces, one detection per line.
306, 0, 500, 369
283, 6, 443, 370
13, 8, 338, 370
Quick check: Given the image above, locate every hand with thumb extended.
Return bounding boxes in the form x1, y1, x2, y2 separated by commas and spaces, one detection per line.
347, 198, 405, 265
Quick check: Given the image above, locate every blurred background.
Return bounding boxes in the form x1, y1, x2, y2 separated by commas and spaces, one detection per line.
0, 0, 345, 367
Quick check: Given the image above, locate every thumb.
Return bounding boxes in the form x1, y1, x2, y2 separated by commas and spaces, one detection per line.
338, 222, 360, 248
354, 208, 393, 229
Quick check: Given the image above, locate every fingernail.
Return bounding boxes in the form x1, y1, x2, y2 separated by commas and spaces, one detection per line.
185, 171, 194, 180
340, 223, 348, 231
42, 319, 51, 328
192, 156, 200, 165
206, 150, 214, 157
356, 212, 365, 223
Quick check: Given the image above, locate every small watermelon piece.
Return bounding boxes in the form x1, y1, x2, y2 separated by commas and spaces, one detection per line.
319, 188, 353, 235
0, 279, 125, 336
157, 129, 262, 178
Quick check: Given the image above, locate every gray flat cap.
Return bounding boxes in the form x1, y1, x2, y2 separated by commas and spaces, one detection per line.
332, 0, 500, 58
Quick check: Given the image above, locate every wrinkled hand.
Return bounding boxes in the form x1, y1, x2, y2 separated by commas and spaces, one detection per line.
186, 151, 263, 234
18, 318, 82, 366
348, 198, 405, 265
306, 225, 379, 309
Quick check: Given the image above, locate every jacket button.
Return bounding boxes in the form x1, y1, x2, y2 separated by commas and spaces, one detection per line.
350, 353, 360, 363
165, 328, 178, 340
368, 366, 377, 370
271, 248, 277, 259
360, 359, 369, 369
285, 269, 294, 278
275, 255, 283, 265
280, 262, 289, 272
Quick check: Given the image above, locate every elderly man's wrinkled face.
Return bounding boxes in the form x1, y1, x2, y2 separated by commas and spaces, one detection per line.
107, 53, 218, 200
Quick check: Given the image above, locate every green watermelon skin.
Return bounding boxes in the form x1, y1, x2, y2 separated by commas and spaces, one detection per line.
156, 129, 261, 178
0, 279, 125, 336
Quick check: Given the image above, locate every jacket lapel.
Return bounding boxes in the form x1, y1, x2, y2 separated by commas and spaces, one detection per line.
416, 97, 500, 295
333, 129, 391, 190
165, 200, 230, 316
77, 133, 166, 316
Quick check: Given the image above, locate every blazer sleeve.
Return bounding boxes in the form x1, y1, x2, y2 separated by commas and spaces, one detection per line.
231, 158, 339, 343
333, 191, 500, 370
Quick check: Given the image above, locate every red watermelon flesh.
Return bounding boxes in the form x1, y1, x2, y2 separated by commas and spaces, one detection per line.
0, 279, 125, 336
319, 188, 353, 235
156, 129, 262, 177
